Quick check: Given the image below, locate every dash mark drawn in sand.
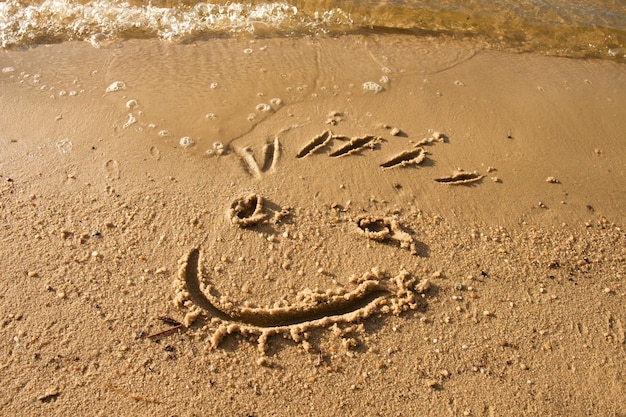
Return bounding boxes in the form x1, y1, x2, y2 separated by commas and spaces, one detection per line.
329, 135, 382, 157
380, 148, 427, 169
434, 171, 484, 185
296, 130, 333, 158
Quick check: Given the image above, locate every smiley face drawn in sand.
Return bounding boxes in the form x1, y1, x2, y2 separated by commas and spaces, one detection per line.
173, 194, 432, 350
172, 129, 445, 354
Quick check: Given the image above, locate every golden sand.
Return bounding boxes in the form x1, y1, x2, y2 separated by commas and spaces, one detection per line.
1, 35, 625, 415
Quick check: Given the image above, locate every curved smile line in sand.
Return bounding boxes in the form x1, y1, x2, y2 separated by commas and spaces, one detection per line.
181, 248, 392, 328
174, 247, 429, 352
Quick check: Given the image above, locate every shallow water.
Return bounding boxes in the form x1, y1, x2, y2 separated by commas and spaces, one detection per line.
1, 0, 625, 60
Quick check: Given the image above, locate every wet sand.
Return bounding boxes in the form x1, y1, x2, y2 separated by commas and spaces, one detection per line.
1, 35, 625, 416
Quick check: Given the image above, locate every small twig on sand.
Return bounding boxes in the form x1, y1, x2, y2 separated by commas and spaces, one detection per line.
146, 324, 182, 340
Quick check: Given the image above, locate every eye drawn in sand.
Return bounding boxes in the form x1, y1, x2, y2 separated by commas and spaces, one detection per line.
380, 147, 427, 169
434, 170, 484, 185
354, 216, 418, 255
236, 137, 280, 179
226, 193, 290, 228
227, 194, 267, 227
173, 248, 431, 353
227, 193, 291, 227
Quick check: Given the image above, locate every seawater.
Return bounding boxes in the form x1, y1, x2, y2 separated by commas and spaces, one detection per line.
1, 0, 625, 60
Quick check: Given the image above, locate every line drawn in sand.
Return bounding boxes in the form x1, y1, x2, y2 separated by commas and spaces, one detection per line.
296, 130, 333, 158
380, 147, 427, 169
236, 137, 280, 179
434, 170, 484, 185
328, 135, 383, 157
173, 248, 432, 354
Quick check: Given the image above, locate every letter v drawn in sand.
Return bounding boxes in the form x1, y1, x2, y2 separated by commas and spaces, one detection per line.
237, 137, 280, 179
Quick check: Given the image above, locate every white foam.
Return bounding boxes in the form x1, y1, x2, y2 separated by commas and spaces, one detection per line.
362, 81, 383, 93
105, 81, 125, 93
55, 138, 73, 155
123, 113, 137, 129
256, 103, 271, 112
270, 97, 283, 106
179, 136, 194, 148
0, 1, 358, 48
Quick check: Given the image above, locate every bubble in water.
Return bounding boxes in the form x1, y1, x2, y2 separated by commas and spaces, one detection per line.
362, 82, 383, 93
205, 113, 217, 120
243, 48, 253, 54
158, 130, 171, 137
55, 138, 73, 155
256, 103, 271, 112
2, 67, 15, 73
105, 81, 126, 93
58, 90, 67, 96
210, 82, 218, 89
247, 113, 256, 121
270, 97, 282, 107
126, 99, 138, 109
379, 75, 390, 84
179, 136, 194, 148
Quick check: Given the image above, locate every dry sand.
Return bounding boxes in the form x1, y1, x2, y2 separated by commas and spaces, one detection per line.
1, 34, 625, 416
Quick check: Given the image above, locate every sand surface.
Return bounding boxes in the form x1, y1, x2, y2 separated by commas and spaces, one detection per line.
1, 35, 625, 416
